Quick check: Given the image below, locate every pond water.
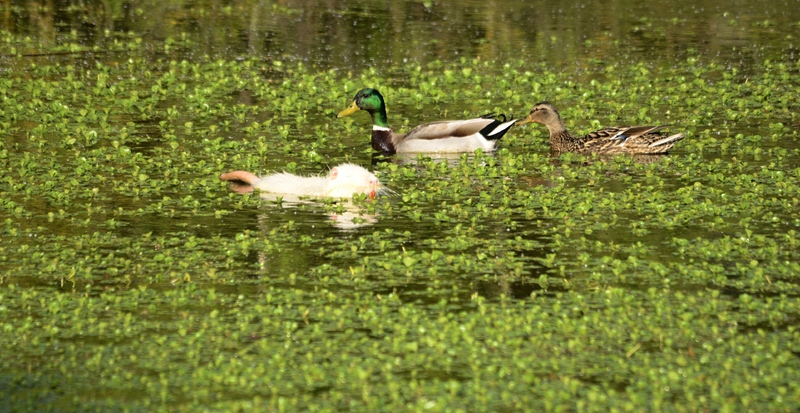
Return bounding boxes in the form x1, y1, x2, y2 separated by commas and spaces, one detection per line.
5, 0, 799, 68
1, 0, 799, 411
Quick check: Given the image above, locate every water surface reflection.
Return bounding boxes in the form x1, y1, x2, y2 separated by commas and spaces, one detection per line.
3, 0, 798, 70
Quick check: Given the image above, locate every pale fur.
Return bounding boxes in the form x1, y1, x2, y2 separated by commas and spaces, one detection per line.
220, 163, 383, 199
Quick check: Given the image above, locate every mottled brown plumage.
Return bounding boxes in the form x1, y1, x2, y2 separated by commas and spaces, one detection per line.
517, 102, 685, 154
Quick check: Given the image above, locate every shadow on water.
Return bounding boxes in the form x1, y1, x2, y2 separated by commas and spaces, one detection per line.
0, 373, 70, 412
475, 278, 570, 300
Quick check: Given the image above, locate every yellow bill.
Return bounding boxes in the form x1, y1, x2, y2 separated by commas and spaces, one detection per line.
337, 101, 360, 118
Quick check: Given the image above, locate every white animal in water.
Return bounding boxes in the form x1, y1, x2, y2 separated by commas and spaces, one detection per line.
220, 163, 385, 199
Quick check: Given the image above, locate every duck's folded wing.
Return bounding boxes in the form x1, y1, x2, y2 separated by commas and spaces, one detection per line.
647, 132, 685, 147
403, 118, 502, 140
582, 125, 683, 153
587, 125, 664, 140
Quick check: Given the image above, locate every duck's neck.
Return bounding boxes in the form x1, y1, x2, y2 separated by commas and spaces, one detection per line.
369, 104, 394, 154
371, 126, 396, 155
546, 118, 572, 145
370, 107, 390, 129
546, 118, 568, 136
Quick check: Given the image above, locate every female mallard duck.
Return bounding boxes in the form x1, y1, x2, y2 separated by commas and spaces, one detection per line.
337, 88, 517, 155
516, 102, 685, 154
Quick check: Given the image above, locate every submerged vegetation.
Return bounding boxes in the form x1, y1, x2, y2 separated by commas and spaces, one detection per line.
1, 0, 800, 411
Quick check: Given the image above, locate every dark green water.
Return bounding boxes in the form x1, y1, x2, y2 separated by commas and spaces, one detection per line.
4, 0, 799, 68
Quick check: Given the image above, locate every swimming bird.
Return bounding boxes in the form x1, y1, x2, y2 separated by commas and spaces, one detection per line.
337, 88, 517, 155
220, 163, 387, 199
516, 102, 685, 154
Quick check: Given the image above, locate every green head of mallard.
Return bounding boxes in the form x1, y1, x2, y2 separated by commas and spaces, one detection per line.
337, 88, 390, 128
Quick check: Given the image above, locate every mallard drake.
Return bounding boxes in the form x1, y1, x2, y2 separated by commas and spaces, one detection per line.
516, 102, 685, 154
337, 88, 517, 155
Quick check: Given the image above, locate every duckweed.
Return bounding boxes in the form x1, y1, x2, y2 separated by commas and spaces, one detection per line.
2, 1, 800, 411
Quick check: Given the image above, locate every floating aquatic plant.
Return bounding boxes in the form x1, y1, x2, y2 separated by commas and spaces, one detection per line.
2, 7, 800, 411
